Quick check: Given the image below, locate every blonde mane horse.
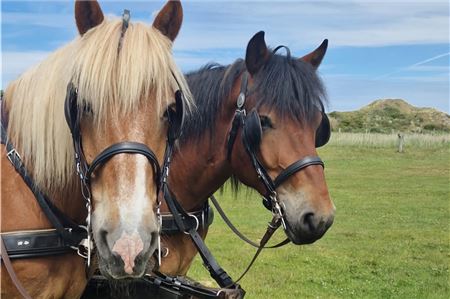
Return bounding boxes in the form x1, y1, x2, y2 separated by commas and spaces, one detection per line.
1, 1, 192, 298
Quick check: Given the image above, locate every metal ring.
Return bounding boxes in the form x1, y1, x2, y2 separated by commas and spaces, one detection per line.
216, 289, 224, 296
162, 247, 170, 258
183, 214, 199, 235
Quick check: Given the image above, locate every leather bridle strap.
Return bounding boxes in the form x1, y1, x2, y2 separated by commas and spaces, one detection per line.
210, 195, 289, 249
274, 156, 324, 188
1, 123, 85, 245
86, 141, 161, 187
162, 186, 235, 288
160, 130, 238, 289
0, 237, 33, 299
226, 215, 283, 287
226, 72, 248, 161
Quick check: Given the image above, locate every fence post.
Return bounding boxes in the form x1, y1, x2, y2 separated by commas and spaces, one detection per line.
397, 133, 404, 153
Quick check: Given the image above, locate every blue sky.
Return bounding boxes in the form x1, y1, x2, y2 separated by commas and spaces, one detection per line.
2, 0, 449, 113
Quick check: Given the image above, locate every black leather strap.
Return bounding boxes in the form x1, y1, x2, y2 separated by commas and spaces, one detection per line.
160, 204, 214, 235
82, 273, 245, 299
162, 186, 235, 288
1, 123, 86, 246
230, 216, 283, 286
226, 72, 248, 161
226, 110, 245, 161
274, 156, 324, 188
86, 141, 161, 186
0, 237, 33, 299
210, 195, 289, 249
1, 229, 86, 259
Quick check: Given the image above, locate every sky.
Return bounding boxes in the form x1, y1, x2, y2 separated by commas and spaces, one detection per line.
1, 0, 449, 113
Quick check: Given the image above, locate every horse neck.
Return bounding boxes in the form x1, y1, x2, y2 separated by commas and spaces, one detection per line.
167, 101, 235, 212
47, 181, 87, 224
2, 98, 87, 224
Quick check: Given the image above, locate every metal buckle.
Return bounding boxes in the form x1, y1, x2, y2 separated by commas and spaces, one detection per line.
201, 208, 205, 229
269, 192, 287, 230
237, 92, 245, 108
162, 165, 170, 183
7, 148, 21, 164
162, 247, 170, 258
183, 214, 199, 235
157, 204, 162, 266
76, 238, 93, 259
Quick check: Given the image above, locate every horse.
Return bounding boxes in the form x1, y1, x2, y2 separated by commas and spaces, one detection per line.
1, 1, 192, 298
157, 31, 335, 287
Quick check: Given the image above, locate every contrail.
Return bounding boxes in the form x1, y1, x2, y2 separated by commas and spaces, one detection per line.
409, 52, 450, 68
375, 52, 450, 79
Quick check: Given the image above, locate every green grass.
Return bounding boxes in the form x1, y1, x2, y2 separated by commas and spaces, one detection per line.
187, 145, 450, 298
329, 132, 450, 149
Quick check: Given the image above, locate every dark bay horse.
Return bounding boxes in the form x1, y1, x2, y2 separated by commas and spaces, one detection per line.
1, 1, 192, 298
158, 31, 335, 280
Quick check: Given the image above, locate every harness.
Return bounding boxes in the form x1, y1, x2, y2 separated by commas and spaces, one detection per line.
83, 46, 332, 299
227, 68, 329, 218
2, 35, 331, 298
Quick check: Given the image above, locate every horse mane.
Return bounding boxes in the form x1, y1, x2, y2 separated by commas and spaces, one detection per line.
181, 63, 233, 141
4, 18, 192, 194
183, 49, 327, 192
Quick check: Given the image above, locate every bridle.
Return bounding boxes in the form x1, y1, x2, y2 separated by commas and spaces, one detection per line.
1, 9, 189, 298
80, 47, 331, 299
226, 46, 330, 233
64, 83, 185, 266
62, 9, 188, 267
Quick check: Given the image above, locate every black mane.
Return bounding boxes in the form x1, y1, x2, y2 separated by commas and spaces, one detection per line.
181, 50, 327, 143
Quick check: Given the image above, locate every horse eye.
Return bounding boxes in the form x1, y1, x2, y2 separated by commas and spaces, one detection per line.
260, 115, 273, 130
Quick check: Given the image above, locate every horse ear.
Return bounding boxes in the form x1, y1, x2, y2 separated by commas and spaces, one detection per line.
300, 39, 328, 69
75, 0, 104, 35
153, 0, 183, 42
245, 31, 269, 75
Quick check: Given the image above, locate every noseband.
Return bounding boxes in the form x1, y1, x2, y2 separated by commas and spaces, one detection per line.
64, 82, 185, 266
226, 70, 328, 221
64, 86, 162, 189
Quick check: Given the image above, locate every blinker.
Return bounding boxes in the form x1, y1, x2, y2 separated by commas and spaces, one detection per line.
167, 90, 184, 142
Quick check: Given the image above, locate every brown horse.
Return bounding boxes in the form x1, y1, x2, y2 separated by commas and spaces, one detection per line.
1, 0, 192, 298
158, 31, 335, 281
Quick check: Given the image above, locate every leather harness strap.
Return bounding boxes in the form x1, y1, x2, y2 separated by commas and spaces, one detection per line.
160, 131, 242, 292
226, 69, 325, 213
1, 97, 89, 296
0, 237, 33, 299
210, 195, 289, 249
1, 123, 87, 248
1, 229, 87, 259
162, 185, 237, 289
85, 141, 161, 187
274, 156, 324, 188
160, 204, 214, 235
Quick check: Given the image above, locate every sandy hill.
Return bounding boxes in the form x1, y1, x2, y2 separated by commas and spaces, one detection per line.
328, 99, 450, 133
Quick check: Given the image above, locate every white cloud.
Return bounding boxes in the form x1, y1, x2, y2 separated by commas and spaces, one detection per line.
3, 1, 448, 52
2, 1, 448, 112
169, 1, 449, 51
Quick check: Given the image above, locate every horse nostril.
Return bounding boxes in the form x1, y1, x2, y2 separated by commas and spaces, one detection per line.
301, 212, 316, 233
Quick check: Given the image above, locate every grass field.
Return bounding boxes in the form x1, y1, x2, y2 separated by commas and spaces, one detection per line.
187, 141, 449, 298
